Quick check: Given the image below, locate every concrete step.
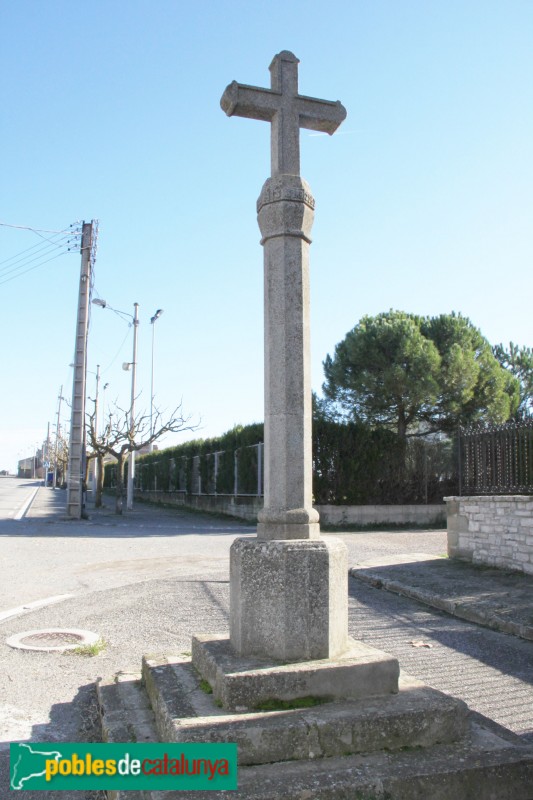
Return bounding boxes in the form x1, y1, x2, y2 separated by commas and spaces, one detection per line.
97, 670, 158, 744
190, 633, 400, 710
149, 731, 533, 799
142, 654, 469, 765
97, 660, 533, 799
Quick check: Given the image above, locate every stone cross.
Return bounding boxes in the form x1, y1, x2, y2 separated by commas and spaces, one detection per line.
221, 50, 346, 177
221, 53, 348, 661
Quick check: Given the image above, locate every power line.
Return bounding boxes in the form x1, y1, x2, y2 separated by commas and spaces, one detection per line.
0, 220, 82, 286
0, 250, 70, 287
0, 234, 71, 277
0, 221, 80, 234
0, 233, 66, 267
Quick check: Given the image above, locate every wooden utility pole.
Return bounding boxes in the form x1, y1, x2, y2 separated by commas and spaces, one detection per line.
67, 221, 94, 519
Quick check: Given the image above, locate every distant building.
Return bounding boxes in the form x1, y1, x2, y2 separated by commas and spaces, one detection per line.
18, 452, 43, 479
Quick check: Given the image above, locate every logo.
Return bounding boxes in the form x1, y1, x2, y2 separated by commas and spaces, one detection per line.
10, 742, 237, 791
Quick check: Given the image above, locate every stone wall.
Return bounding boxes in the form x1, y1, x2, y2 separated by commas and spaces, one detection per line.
315, 504, 445, 527
135, 490, 445, 527
135, 491, 263, 522
445, 495, 533, 575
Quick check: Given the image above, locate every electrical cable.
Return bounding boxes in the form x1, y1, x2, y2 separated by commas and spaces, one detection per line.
0, 234, 72, 278
0, 250, 70, 287
100, 326, 132, 374
0, 221, 77, 234
0, 233, 67, 267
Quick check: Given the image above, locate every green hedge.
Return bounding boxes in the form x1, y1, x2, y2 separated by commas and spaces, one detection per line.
313, 417, 456, 504
104, 420, 456, 504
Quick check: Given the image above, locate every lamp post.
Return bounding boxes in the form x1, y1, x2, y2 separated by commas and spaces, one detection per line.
53, 386, 67, 489
150, 309, 164, 450
92, 298, 139, 510
91, 365, 101, 498
127, 303, 139, 510
101, 382, 109, 434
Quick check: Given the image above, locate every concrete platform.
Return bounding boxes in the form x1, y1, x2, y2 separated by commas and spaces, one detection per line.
97, 665, 533, 799
141, 655, 468, 765
191, 633, 399, 710
350, 553, 533, 642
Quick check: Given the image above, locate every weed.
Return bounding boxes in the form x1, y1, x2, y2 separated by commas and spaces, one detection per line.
254, 696, 329, 712
199, 679, 213, 694
70, 639, 107, 657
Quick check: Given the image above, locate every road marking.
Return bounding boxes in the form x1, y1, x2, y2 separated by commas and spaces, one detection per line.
13, 487, 40, 520
0, 594, 74, 623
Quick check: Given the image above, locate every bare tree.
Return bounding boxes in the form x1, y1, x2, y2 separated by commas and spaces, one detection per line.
87, 401, 197, 513
52, 432, 69, 487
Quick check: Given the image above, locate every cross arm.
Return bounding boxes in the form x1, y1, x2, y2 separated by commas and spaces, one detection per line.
221, 81, 280, 122
296, 94, 347, 135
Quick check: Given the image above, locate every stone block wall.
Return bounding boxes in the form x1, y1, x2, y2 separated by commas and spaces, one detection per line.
134, 490, 446, 527
445, 495, 533, 575
314, 504, 445, 527
135, 490, 263, 521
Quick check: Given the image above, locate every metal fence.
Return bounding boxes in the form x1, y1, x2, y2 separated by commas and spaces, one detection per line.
136, 443, 264, 497
459, 420, 533, 495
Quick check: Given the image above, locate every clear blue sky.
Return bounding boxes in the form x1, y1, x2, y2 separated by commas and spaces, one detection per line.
1, 1, 532, 472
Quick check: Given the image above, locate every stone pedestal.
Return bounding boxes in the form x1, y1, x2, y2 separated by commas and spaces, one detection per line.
230, 538, 348, 661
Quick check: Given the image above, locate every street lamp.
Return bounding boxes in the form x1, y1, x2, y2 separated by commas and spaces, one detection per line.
89, 365, 101, 498
53, 386, 67, 489
92, 298, 139, 511
33, 442, 38, 480
150, 309, 164, 449
101, 382, 109, 434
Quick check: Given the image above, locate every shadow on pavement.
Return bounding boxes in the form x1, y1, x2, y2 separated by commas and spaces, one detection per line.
348, 571, 533, 687
0, 522, 255, 539
351, 557, 533, 642
1, 681, 104, 800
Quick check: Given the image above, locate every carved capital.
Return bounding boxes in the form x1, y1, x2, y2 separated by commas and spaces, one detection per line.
257, 175, 315, 244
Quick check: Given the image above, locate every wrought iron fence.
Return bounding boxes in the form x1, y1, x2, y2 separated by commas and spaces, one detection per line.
459, 420, 533, 495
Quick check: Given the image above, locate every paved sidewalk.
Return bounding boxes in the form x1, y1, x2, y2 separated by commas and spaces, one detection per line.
25, 485, 70, 520
24, 487, 533, 643
350, 554, 533, 643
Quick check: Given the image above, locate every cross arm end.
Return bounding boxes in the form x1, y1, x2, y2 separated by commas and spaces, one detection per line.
220, 81, 239, 117
221, 81, 278, 121
299, 99, 347, 135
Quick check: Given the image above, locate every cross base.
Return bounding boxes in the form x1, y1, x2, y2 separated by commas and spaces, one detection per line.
191, 633, 400, 712
229, 537, 348, 661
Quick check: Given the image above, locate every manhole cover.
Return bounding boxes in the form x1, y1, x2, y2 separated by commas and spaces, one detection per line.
5, 628, 100, 652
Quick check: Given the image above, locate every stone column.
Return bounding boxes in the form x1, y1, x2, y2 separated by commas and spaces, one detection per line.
256, 174, 319, 542
229, 174, 348, 662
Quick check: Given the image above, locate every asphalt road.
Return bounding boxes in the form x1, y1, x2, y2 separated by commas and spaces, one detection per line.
1, 489, 532, 798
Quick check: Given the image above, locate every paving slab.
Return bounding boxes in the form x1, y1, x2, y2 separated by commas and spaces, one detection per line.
350, 553, 533, 642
